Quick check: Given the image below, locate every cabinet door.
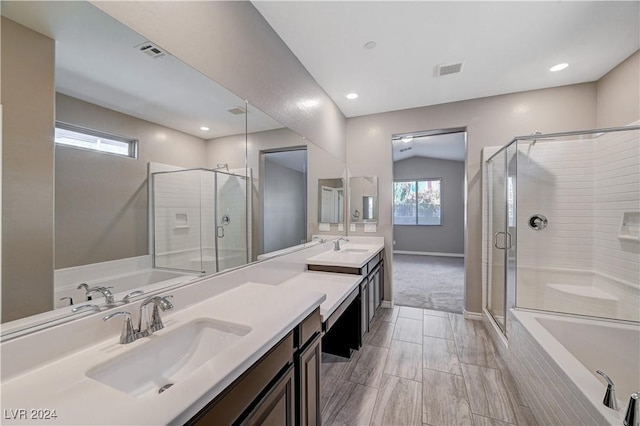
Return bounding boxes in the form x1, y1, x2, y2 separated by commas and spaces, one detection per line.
372, 264, 382, 311
360, 280, 369, 341
296, 333, 321, 426
241, 365, 295, 426
368, 274, 376, 324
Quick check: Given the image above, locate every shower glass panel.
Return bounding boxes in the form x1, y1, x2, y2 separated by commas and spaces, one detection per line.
505, 142, 517, 334
152, 168, 248, 275
214, 171, 248, 272
515, 126, 640, 322
487, 150, 507, 331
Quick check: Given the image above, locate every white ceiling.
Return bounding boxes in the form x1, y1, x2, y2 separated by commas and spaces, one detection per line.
2, 1, 283, 139
253, 1, 640, 118
393, 132, 466, 162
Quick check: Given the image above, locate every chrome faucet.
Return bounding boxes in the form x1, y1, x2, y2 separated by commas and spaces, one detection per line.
624, 391, 639, 426
103, 311, 137, 344
85, 286, 115, 305
333, 237, 349, 251
596, 370, 618, 410
138, 295, 174, 337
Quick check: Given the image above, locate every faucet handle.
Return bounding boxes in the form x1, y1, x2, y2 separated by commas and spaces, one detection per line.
59, 296, 74, 306
624, 391, 639, 426
103, 311, 137, 344
596, 370, 618, 410
71, 304, 101, 313
149, 296, 174, 333
121, 290, 144, 303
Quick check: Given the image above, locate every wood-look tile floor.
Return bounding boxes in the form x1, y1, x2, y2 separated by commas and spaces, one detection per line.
321, 307, 537, 426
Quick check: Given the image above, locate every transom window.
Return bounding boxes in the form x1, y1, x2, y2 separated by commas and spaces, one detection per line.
54, 122, 138, 158
393, 178, 442, 225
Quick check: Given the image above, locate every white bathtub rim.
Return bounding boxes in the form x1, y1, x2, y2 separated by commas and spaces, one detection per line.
510, 308, 637, 425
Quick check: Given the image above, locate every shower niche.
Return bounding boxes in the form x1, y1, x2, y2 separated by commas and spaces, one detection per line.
152, 168, 249, 275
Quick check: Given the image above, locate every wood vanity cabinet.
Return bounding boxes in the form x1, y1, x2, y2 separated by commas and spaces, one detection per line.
186, 308, 321, 426
308, 249, 384, 347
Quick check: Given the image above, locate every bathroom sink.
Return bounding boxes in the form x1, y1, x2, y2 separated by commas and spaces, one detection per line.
339, 248, 369, 254
87, 318, 251, 397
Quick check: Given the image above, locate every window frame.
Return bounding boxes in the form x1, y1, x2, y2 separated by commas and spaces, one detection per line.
393, 177, 443, 226
54, 121, 138, 159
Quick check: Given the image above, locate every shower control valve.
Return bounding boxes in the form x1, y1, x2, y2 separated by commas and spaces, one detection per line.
529, 214, 548, 230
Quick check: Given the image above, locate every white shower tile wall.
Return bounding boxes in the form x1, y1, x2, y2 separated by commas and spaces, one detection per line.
592, 127, 640, 320
516, 125, 640, 321
153, 170, 204, 270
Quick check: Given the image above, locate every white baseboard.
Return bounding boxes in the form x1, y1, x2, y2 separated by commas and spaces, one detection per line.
463, 309, 483, 320
393, 250, 464, 258
380, 300, 392, 308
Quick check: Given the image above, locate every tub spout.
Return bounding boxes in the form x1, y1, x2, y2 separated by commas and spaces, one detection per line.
596, 370, 618, 410
624, 391, 639, 426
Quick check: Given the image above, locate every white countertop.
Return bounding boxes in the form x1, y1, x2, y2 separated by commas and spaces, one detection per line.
280, 272, 363, 321
0, 283, 325, 425
305, 242, 384, 269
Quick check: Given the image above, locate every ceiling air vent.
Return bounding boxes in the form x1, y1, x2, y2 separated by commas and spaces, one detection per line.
227, 107, 246, 115
436, 61, 464, 77
135, 42, 166, 59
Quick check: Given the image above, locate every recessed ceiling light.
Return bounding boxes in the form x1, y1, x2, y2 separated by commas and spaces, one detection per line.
401, 136, 413, 143
200, 126, 210, 131
346, 93, 358, 100
364, 41, 377, 49
549, 63, 569, 72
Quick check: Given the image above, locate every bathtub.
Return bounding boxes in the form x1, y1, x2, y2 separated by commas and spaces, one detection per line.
507, 309, 639, 426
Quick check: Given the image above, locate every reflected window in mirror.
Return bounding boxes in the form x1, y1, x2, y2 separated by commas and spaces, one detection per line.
55, 122, 138, 159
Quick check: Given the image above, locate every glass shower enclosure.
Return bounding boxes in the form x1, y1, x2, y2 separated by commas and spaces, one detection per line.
151, 168, 248, 275
484, 124, 640, 334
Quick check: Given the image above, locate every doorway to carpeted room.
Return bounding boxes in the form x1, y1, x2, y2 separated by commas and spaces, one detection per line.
392, 254, 464, 313
391, 129, 467, 314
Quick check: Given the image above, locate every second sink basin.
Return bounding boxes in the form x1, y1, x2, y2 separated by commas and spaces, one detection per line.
87, 318, 251, 397
339, 248, 368, 253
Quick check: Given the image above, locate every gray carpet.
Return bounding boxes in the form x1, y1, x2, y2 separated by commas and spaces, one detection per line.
392, 254, 464, 313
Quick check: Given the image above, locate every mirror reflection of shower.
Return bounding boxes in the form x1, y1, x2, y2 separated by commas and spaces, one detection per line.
151, 167, 249, 275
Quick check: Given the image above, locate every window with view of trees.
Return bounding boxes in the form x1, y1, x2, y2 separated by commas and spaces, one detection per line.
393, 178, 442, 225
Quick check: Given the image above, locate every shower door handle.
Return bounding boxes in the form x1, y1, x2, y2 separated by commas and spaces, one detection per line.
216, 226, 224, 238
493, 232, 506, 249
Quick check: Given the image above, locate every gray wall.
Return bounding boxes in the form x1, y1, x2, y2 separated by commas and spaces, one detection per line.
262, 153, 306, 253
1, 18, 55, 321
597, 50, 640, 128
393, 157, 464, 255
55, 94, 207, 268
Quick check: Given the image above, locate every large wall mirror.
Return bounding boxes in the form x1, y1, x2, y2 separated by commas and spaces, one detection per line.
1, 1, 345, 338
349, 176, 379, 223
318, 178, 345, 225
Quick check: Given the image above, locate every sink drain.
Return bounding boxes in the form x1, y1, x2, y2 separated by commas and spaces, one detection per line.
158, 383, 174, 394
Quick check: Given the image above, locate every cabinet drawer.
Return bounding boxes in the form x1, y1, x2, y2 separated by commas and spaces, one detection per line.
295, 308, 321, 349
367, 251, 382, 272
